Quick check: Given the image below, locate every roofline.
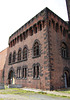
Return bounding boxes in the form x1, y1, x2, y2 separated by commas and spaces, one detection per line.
9, 7, 68, 39
0, 47, 8, 53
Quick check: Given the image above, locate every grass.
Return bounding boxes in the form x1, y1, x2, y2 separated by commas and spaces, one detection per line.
55, 88, 70, 94
0, 88, 35, 95
4, 85, 34, 94
0, 87, 70, 99
38, 91, 70, 98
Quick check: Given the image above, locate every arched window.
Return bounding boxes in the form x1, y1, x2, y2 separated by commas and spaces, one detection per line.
9, 53, 12, 64
23, 47, 27, 60
13, 51, 16, 63
64, 67, 70, 87
33, 41, 40, 57
18, 49, 22, 61
61, 42, 68, 58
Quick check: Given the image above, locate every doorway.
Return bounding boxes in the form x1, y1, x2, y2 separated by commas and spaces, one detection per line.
64, 71, 70, 88
8, 70, 15, 84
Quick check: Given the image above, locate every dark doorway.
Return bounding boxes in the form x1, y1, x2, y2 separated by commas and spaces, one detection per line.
8, 70, 15, 84
64, 71, 70, 88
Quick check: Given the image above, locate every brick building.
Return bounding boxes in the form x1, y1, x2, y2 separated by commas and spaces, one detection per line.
0, 48, 8, 84
3, 6, 70, 90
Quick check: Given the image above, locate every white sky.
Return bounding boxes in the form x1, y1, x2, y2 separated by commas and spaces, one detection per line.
0, 0, 68, 52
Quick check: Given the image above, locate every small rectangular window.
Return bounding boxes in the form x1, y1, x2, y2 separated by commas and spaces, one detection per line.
22, 67, 27, 79
17, 68, 21, 78
33, 65, 39, 79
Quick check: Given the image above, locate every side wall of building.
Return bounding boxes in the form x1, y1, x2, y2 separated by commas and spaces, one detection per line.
47, 10, 70, 90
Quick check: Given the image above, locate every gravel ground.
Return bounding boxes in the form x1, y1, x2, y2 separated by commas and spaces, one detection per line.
0, 94, 70, 100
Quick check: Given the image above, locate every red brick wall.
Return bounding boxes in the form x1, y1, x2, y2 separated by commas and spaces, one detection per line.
4, 9, 51, 90
47, 11, 70, 90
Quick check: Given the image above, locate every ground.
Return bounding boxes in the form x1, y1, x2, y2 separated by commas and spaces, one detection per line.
0, 88, 70, 100
0, 94, 70, 100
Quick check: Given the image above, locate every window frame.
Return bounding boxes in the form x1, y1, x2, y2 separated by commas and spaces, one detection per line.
23, 46, 28, 61
33, 63, 40, 79
22, 66, 27, 79
13, 51, 16, 63
9, 53, 12, 64
17, 67, 21, 79
33, 40, 41, 58
61, 42, 68, 59
18, 48, 22, 61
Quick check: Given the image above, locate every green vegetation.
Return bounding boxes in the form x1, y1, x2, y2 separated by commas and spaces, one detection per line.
38, 91, 70, 98
0, 88, 35, 95
0, 87, 70, 99
56, 89, 70, 94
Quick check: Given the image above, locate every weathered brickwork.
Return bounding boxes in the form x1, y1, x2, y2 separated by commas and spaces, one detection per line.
3, 7, 70, 90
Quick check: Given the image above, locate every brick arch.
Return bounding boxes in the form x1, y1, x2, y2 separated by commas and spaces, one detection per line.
60, 41, 68, 50
8, 67, 15, 75
63, 67, 70, 73
60, 40, 66, 44
60, 42, 68, 47
23, 45, 28, 50
33, 39, 41, 45
8, 67, 15, 79
8, 67, 15, 84
32, 63, 41, 67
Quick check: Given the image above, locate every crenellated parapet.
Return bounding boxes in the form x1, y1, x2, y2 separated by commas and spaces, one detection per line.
9, 7, 69, 47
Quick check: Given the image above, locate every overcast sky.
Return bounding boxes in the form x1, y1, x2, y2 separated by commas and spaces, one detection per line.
0, 0, 68, 52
